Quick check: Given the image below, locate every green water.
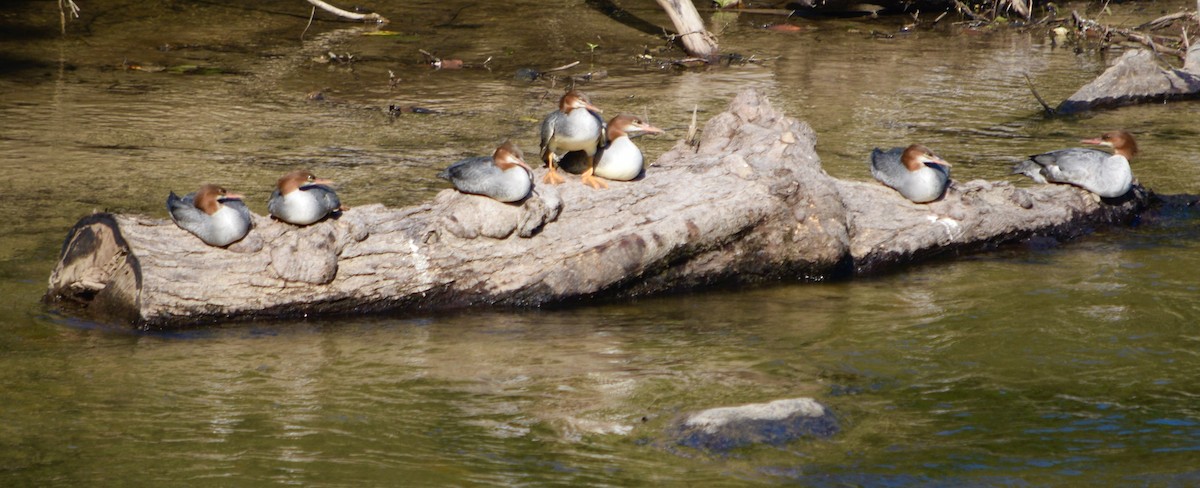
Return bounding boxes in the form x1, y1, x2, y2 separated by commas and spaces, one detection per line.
3, 0, 1200, 485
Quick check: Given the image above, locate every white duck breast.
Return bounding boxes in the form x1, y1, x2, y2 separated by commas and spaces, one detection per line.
203, 204, 253, 246
268, 185, 340, 225
546, 108, 603, 155
593, 135, 643, 181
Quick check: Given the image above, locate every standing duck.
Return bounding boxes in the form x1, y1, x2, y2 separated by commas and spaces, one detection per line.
539, 90, 604, 187
869, 144, 952, 203
1012, 130, 1136, 198
592, 114, 664, 184
267, 170, 343, 225
166, 184, 252, 247
438, 140, 534, 203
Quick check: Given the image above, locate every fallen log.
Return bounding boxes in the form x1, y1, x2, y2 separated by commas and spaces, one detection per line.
1056, 45, 1200, 114
45, 89, 1151, 328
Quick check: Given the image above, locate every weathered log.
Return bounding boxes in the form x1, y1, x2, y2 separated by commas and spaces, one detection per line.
45, 89, 1151, 328
1056, 46, 1200, 114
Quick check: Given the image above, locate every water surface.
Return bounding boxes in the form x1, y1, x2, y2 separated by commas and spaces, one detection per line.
3, 0, 1200, 485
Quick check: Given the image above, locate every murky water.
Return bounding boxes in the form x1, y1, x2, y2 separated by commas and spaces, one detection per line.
4, 0, 1200, 485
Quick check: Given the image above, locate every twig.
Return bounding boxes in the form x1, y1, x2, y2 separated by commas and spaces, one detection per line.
542, 61, 581, 73
686, 105, 699, 147
1023, 74, 1056, 116
304, 0, 389, 24
301, 6, 315, 40
1072, 10, 1187, 59
58, 0, 80, 35
1138, 11, 1191, 30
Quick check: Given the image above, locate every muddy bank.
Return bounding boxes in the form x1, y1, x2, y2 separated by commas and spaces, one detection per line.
45, 89, 1151, 328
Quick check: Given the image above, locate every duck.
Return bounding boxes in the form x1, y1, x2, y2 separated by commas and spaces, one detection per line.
539, 90, 605, 188
166, 184, 253, 247
1012, 130, 1136, 198
869, 144, 952, 203
592, 114, 664, 183
267, 170, 343, 225
438, 140, 534, 203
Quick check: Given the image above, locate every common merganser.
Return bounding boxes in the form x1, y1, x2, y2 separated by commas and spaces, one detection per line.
593, 114, 664, 183
166, 184, 252, 247
869, 144, 952, 203
1012, 130, 1136, 198
438, 140, 534, 202
539, 90, 604, 187
267, 170, 343, 225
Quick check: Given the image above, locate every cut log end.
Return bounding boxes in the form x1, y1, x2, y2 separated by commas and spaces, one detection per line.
46, 213, 143, 325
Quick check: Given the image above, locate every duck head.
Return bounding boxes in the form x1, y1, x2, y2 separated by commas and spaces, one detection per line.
1081, 130, 1138, 159
277, 170, 334, 195
606, 114, 664, 142
492, 140, 533, 173
560, 90, 601, 115
194, 184, 243, 215
901, 144, 951, 172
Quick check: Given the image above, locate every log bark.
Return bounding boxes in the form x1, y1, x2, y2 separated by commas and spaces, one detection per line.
1056, 47, 1200, 114
656, 0, 719, 60
45, 89, 1151, 328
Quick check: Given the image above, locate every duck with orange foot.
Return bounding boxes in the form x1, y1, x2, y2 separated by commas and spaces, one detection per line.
166, 184, 253, 247
593, 114, 664, 183
438, 140, 534, 203
538, 90, 604, 188
268, 170, 344, 225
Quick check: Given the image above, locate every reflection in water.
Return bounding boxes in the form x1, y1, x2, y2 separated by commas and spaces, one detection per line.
4, 0, 1200, 484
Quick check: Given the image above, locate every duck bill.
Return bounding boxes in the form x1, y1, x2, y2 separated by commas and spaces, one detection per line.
222, 192, 246, 201
929, 157, 951, 167
1080, 138, 1104, 145
633, 124, 665, 135
585, 102, 603, 114
311, 178, 335, 186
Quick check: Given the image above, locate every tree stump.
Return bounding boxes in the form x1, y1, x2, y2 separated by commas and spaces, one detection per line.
45, 89, 1151, 328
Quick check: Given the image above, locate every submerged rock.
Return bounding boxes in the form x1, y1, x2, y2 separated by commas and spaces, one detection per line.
672, 398, 838, 452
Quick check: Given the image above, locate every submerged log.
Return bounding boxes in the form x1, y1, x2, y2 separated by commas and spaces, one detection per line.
45, 89, 1151, 328
1056, 46, 1200, 114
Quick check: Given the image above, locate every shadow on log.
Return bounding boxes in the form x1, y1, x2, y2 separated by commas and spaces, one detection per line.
45, 89, 1152, 328
1056, 45, 1200, 114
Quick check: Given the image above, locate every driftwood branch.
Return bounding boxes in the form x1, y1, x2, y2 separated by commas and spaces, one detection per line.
45, 90, 1151, 328
304, 0, 388, 24
656, 0, 719, 59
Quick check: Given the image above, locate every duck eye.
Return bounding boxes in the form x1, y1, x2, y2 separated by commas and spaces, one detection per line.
307, 175, 316, 181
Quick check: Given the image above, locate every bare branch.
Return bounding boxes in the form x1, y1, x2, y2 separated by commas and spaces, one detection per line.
304, 0, 389, 24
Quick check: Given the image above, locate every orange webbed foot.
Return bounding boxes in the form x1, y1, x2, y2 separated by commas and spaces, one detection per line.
542, 169, 566, 185
581, 173, 609, 190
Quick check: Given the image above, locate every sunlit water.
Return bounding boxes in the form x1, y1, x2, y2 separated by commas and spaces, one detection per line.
3, 0, 1200, 485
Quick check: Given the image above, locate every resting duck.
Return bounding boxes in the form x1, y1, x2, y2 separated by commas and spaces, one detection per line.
869, 144, 952, 203
438, 140, 534, 203
166, 184, 252, 247
539, 90, 604, 187
1012, 130, 1136, 198
267, 170, 343, 225
592, 114, 664, 183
